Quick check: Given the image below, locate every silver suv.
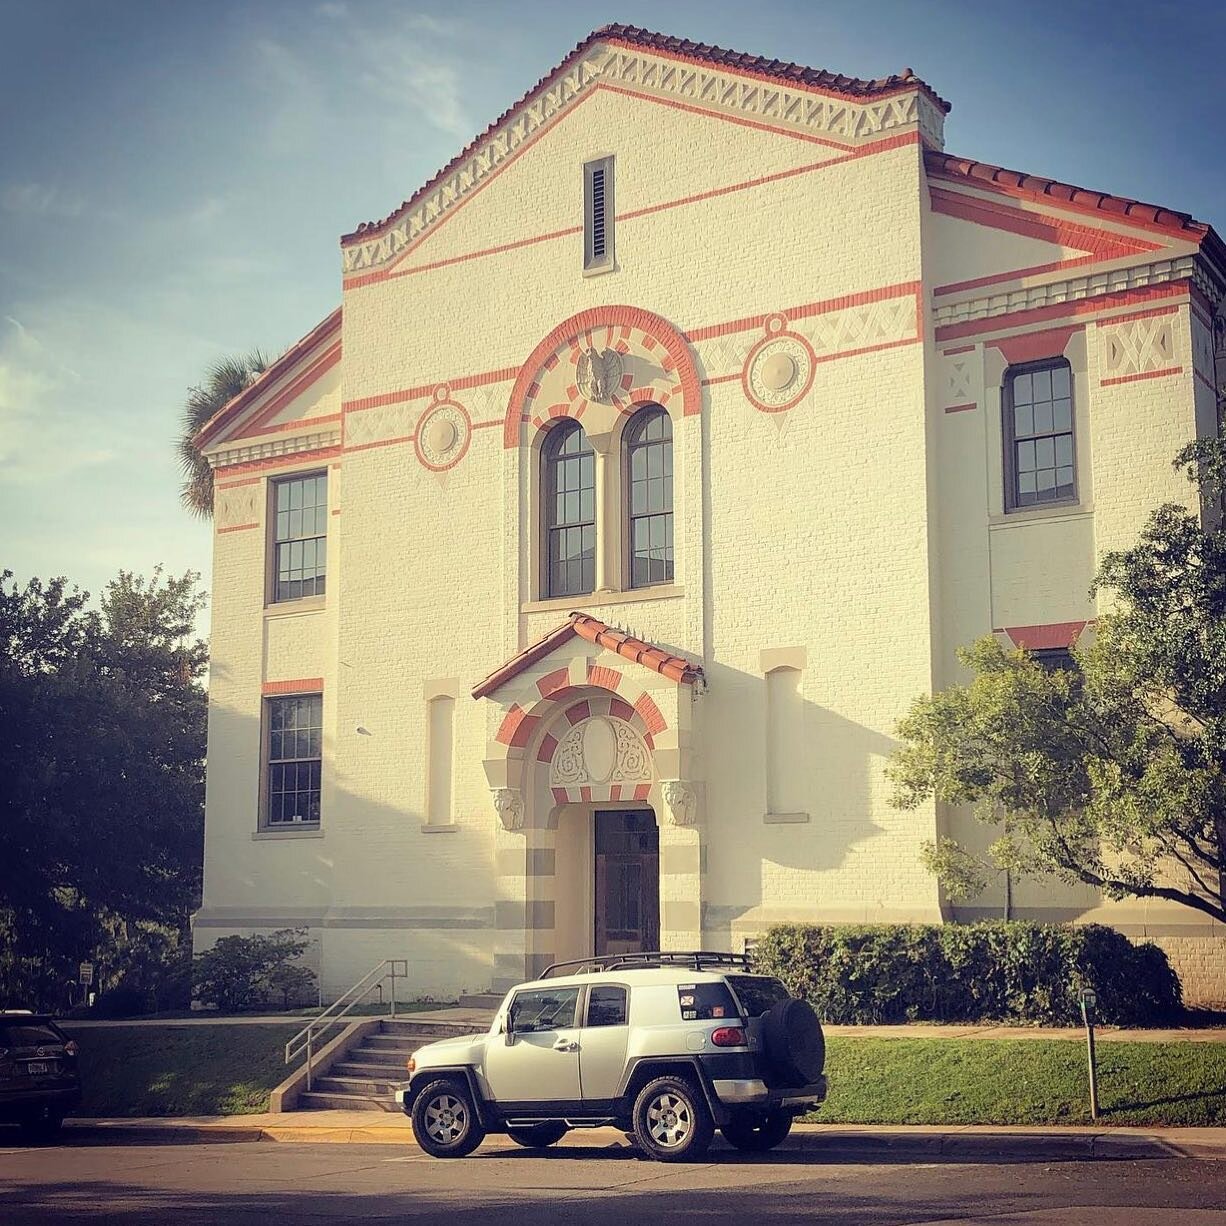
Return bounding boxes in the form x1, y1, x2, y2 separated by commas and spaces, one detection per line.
395, 952, 826, 1162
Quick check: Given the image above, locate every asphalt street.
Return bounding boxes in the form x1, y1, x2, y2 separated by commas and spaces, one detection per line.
2, 1132, 1226, 1225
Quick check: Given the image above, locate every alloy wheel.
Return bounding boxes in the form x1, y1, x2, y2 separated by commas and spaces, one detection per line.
424, 1094, 468, 1144
646, 1091, 692, 1148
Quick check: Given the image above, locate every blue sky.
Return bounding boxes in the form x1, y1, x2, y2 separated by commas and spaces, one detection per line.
2, 0, 1222, 615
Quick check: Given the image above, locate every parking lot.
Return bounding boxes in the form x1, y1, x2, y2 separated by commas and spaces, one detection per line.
3, 1133, 1226, 1225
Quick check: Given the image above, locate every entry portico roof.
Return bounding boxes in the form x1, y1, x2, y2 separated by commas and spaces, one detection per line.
472, 612, 704, 700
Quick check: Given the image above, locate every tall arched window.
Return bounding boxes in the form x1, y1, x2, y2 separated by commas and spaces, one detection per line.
624, 407, 673, 588
543, 421, 595, 597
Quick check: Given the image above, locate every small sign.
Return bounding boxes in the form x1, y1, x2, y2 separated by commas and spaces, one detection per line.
78, 962, 94, 986
1079, 987, 1097, 1010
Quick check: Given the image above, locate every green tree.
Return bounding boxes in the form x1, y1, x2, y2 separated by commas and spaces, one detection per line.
0, 567, 208, 1008
176, 351, 268, 518
193, 930, 314, 1012
889, 436, 1226, 925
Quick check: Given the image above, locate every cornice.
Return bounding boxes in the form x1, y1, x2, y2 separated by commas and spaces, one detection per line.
207, 425, 342, 471
340, 41, 942, 277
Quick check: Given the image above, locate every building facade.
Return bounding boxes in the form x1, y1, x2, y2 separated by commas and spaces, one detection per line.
193, 26, 1226, 1002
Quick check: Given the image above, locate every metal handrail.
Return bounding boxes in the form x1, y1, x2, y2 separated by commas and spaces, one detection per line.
285, 958, 408, 1091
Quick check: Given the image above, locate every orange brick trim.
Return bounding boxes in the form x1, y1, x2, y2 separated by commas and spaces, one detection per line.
1095, 303, 1180, 327
944, 402, 977, 414
935, 281, 1191, 343
212, 446, 342, 479
1101, 366, 1183, 387
344, 366, 519, 415
934, 255, 1105, 300
262, 678, 324, 695
1000, 622, 1087, 650
217, 522, 259, 535
232, 346, 343, 440
504, 307, 702, 448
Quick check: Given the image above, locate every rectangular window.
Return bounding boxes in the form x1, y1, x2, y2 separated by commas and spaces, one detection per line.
585, 986, 628, 1028
272, 473, 327, 602
1004, 361, 1075, 511
583, 156, 614, 272
266, 693, 322, 826
508, 986, 580, 1033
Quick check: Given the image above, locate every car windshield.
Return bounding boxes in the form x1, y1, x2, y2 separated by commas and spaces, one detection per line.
725, 975, 790, 1017
0, 1022, 61, 1047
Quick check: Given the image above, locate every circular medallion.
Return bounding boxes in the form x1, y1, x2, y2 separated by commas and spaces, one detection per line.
743, 328, 815, 413
415, 398, 471, 471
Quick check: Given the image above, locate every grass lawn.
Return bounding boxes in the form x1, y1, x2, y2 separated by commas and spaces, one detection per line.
63, 1024, 301, 1117
817, 1037, 1226, 1127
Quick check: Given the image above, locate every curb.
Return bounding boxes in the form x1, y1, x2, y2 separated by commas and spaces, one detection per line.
60, 1119, 1226, 1159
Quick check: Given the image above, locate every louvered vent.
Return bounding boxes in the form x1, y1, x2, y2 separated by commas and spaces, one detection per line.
584, 156, 614, 271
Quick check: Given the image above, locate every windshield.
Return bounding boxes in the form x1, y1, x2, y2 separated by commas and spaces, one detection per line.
725, 975, 790, 1018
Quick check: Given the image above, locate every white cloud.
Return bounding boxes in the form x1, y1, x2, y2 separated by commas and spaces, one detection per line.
1, 182, 86, 219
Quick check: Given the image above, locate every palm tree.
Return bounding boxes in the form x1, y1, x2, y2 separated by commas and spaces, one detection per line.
177, 351, 269, 518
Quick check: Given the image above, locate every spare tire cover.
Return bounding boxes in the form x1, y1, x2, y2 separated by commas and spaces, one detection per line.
761, 999, 825, 1087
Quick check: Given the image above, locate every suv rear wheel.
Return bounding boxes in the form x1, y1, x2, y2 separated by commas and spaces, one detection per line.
631, 1075, 714, 1162
507, 1122, 569, 1149
411, 1078, 486, 1158
721, 1108, 792, 1152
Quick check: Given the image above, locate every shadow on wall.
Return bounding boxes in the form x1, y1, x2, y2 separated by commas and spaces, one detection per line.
195, 699, 497, 1002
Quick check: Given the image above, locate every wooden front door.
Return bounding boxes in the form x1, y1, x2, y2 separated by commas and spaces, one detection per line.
594, 809, 659, 956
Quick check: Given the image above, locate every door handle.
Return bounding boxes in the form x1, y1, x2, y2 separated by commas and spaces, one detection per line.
553, 1039, 579, 1052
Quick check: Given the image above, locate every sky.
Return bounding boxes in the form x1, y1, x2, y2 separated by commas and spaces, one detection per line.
2, 0, 1223, 622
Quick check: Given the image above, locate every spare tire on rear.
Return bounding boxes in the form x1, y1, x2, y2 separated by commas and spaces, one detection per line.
761, 999, 825, 1087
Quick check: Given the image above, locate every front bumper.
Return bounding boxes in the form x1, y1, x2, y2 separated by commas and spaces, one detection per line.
712, 1075, 827, 1108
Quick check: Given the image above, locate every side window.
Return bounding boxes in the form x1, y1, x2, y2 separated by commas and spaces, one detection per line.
677, 982, 738, 1021
508, 986, 580, 1032
585, 986, 628, 1028
542, 422, 595, 598
624, 406, 674, 588
1003, 360, 1075, 511
271, 472, 328, 601
265, 693, 323, 827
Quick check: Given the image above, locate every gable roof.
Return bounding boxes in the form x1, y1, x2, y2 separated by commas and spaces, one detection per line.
926, 150, 1226, 265
193, 308, 341, 449
343, 24, 949, 248
472, 612, 704, 700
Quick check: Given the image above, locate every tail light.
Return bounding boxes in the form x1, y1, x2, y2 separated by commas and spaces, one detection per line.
64, 1041, 79, 1058
711, 1026, 746, 1047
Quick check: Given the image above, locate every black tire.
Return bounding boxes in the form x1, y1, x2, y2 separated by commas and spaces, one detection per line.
631, 1075, 714, 1163
721, 1109, 792, 1152
761, 999, 825, 1087
18, 1111, 64, 1144
411, 1078, 486, 1158
507, 1122, 569, 1149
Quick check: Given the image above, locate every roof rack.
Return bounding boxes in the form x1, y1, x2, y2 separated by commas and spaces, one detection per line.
538, 951, 752, 979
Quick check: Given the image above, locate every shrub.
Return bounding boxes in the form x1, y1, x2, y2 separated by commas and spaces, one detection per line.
192, 929, 316, 1013
751, 922, 1182, 1026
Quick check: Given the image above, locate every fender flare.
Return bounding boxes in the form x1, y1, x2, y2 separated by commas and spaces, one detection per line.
404, 1066, 497, 1130
616, 1056, 730, 1125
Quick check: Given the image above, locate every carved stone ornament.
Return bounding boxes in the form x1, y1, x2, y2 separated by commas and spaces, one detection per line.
744, 319, 815, 413
660, 780, 697, 827
576, 347, 624, 403
491, 787, 524, 831
415, 389, 471, 472
550, 717, 652, 787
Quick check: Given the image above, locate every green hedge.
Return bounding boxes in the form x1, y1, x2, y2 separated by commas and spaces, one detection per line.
751, 922, 1182, 1026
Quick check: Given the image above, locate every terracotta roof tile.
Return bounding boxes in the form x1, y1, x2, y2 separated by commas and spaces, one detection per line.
926, 149, 1221, 253
471, 611, 703, 700
344, 24, 948, 245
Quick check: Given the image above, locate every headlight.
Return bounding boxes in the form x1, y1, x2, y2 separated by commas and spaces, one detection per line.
406, 1055, 416, 1075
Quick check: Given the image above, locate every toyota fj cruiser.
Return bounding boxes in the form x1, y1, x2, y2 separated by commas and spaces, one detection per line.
395, 952, 826, 1162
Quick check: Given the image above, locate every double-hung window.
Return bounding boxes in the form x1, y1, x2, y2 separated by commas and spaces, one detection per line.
265, 693, 322, 827
272, 473, 327, 601
625, 406, 673, 588
543, 422, 595, 598
1003, 361, 1075, 511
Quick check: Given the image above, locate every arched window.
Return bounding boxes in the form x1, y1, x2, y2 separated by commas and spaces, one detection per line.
624, 407, 673, 588
543, 421, 595, 597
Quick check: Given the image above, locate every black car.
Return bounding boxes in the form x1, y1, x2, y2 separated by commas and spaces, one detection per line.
0, 1013, 81, 1141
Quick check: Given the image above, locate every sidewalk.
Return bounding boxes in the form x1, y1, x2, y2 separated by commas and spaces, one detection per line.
61, 1112, 1226, 1159
63, 1006, 1226, 1043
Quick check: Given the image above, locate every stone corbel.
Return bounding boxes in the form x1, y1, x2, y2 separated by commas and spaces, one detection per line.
660, 780, 697, 827
491, 787, 525, 832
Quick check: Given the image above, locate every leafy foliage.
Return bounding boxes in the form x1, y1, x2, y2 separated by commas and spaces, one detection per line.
192, 929, 316, 1012
177, 351, 269, 518
0, 567, 207, 1010
889, 436, 1226, 923
752, 922, 1181, 1025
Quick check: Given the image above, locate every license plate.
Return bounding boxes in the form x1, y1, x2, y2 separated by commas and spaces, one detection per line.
26, 1061, 48, 1075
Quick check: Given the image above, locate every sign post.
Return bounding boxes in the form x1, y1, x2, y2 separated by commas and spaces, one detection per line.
1080, 986, 1099, 1121
78, 962, 94, 987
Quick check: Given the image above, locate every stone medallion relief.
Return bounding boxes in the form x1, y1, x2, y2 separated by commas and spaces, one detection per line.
550, 717, 652, 788
743, 315, 816, 413
415, 385, 472, 471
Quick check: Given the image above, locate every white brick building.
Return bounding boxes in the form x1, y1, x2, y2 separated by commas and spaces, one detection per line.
192, 26, 1226, 1001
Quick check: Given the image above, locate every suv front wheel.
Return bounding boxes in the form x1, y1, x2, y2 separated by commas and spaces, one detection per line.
631, 1075, 714, 1162
411, 1078, 486, 1158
